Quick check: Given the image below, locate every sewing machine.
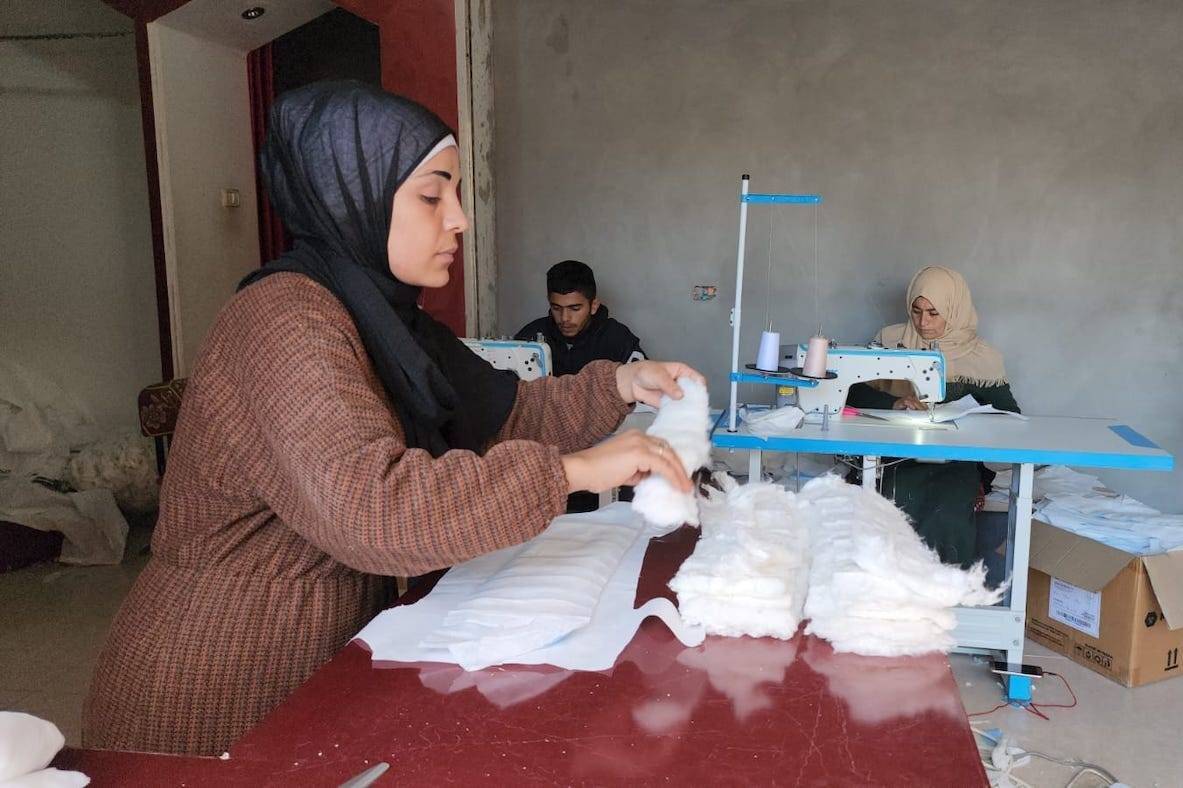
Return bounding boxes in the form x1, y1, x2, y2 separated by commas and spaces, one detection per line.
787, 343, 946, 419
460, 339, 552, 380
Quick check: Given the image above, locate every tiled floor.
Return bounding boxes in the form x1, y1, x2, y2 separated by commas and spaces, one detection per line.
951, 643, 1183, 788
1, 523, 151, 745
2, 527, 1181, 787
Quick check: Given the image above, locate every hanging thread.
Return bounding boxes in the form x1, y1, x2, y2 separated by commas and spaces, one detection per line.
765, 211, 775, 331
813, 202, 820, 336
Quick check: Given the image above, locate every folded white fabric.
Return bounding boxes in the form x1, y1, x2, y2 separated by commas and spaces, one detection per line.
631, 377, 710, 530
740, 405, 804, 437
356, 503, 704, 671
1030, 466, 1183, 555
798, 475, 1003, 656
0, 712, 88, 787
420, 516, 638, 667
669, 474, 809, 639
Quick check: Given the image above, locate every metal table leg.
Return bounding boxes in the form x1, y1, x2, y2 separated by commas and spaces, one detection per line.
1004, 462, 1035, 700
748, 449, 762, 482
861, 456, 878, 491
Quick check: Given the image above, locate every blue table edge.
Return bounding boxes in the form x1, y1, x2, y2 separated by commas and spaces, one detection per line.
709, 410, 1174, 471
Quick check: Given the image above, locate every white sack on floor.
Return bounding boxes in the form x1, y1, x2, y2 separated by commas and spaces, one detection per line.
0, 360, 100, 480
0, 479, 128, 565
669, 473, 809, 639
631, 377, 710, 530
798, 475, 1003, 656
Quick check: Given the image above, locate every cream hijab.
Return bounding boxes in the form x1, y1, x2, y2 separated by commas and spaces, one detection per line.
874, 266, 1007, 396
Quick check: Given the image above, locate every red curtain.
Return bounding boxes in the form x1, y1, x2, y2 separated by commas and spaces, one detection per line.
247, 43, 289, 263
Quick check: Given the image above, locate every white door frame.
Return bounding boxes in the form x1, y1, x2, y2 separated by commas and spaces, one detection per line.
455, 0, 497, 338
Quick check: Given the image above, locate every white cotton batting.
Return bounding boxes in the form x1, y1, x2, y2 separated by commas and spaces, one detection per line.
669, 474, 810, 639
797, 475, 1004, 657
630, 377, 711, 530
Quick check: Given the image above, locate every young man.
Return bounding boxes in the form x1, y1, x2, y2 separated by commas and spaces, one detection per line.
515, 260, 645, 376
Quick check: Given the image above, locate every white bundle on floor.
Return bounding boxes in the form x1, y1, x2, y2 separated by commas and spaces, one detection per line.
669, 474, 809, 639
798, 475, 1004, 657
631, 377, 710, 530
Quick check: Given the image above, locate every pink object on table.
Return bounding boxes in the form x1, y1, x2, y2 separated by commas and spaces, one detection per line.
843, 406, 860, 416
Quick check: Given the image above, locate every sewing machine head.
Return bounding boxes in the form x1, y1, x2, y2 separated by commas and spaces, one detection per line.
790, 343, 945, 417
461, 339, 553, 380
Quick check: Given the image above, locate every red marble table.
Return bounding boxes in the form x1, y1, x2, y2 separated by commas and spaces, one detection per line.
60, 527, 988, 786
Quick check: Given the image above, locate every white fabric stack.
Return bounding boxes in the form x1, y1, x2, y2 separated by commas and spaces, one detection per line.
0, 712, 88, 788
669, 474, 810, 639
631, 377, 711, 530
798, 475, 1004, 656
355, 503, 705, 672
418, 514, 639, 668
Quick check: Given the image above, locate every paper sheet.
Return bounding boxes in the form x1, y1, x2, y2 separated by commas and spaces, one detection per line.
355, 503, 704, 671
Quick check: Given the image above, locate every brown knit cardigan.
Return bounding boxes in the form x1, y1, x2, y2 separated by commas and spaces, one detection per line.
82, 273, 629, 755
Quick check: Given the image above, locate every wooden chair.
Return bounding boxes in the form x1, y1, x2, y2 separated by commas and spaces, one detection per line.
137, 378, 187, 478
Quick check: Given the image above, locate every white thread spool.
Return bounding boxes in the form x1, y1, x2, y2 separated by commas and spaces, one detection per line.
802, 335, 829, 377
756, 330, 781, 372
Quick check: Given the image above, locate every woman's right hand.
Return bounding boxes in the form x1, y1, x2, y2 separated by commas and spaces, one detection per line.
560, 430, 692, 494
893, 395, 928, 411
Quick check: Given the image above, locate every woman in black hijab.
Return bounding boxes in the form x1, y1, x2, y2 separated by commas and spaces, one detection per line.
83, 81, 702, 755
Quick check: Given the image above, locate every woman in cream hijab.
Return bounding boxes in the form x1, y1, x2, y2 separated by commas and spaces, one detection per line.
849, 266, 1020, 567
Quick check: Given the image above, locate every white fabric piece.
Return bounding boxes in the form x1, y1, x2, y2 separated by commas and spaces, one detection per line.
1034, 466, 1183, 554
631, 378, 710, 530
798, 475, 1004, 656
0, 360, 103, 480
355, 503, 704, 671
858, 394, 1027, 426
0, 358, 142, 563
420, 516, 638, 667
740, 405, 804, 437
0, 480, 127, 565
669, 474, 809, 639
1, 769, 91, 788
0, 712, 87, 787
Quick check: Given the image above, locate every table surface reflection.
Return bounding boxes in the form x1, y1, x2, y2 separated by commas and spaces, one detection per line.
61, 527, 988, 786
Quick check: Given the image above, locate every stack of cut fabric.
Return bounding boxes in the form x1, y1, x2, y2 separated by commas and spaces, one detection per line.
798, 475, 1003, 657
669, 474, 809, 639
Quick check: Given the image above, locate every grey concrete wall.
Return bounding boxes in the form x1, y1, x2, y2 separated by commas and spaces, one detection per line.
493, 0, 1183, 510
1, 1, 158, 431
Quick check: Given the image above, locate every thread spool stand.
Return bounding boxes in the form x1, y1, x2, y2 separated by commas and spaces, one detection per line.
726, 175, 824, 432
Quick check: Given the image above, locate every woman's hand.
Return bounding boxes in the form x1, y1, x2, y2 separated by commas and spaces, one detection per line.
560, 430, 692, 494
615, 361, 706, 408
893, 395, 928, 411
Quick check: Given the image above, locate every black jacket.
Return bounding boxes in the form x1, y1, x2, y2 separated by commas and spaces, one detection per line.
515, 306, 645, 376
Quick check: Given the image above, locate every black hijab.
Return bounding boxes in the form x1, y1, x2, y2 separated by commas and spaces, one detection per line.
239, 80, 517, 457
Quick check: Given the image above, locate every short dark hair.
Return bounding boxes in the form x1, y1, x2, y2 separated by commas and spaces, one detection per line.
546, 260, 596, 301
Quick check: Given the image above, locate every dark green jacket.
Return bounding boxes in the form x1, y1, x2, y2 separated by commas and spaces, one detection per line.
847, 380, 1021, 567
847, 381, 1020, 414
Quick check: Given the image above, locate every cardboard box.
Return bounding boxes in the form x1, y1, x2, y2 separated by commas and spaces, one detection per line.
1025, 519, 1183, 687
